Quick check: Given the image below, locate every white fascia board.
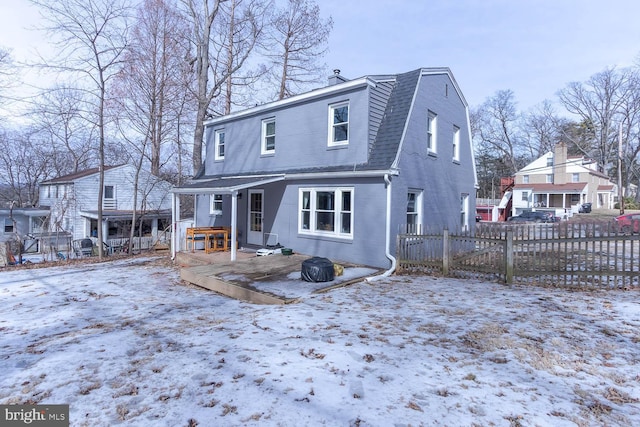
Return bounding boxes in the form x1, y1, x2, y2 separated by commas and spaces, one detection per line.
204, 78, 374, 126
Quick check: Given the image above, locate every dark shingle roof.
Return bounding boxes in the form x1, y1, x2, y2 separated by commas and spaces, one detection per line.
365, 69, 421, 170
41, 165, 123, 184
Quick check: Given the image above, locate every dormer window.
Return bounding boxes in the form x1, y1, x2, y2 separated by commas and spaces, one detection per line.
328, 102, 349, 146
214, 129, 225, 160
261, 119, 276, 155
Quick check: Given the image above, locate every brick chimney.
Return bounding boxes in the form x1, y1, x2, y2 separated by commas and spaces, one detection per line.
553, 142, 568, 185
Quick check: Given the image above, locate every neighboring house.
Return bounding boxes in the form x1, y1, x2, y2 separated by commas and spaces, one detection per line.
511, 142, 617, 218
0, 206, 49, 244
172, 68, 477, 269
39, 164, 172, 245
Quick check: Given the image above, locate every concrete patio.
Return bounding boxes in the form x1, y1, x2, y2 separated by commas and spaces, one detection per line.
175, 250, 380, 304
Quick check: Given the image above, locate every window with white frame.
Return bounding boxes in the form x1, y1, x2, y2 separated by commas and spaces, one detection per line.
299, 187, 353, 238
214, 129, 225, 160
522, 191, 529, 202
572, 173, 580, 182
452, 125, 460, 161
210, 194, 223, 215
546, 155, 553, 167
4, 218, 13, 233
427, 110, 437, 153
407, 190, 423, 231
261, 118, 276, 154
546, 174, 553, 183
460, 193, 469, 230
523, 175, 529, 184
328, 102, 349, 146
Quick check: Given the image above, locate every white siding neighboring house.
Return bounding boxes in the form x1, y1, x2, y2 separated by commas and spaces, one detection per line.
512, 142, 617, 219
39, 165, 172, 246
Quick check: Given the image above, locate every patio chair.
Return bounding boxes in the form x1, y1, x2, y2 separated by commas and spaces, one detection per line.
73, 238, 94, 258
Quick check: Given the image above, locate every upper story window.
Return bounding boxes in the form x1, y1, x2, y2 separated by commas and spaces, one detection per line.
210, 194, 223, 215
4, 218, 13, 233
299, 187, 353, 238
328, 102, 349, 146
546, 174, 553, 183
214, 129, 225, 160
427, 110, 437, 154
572, 173, 580, 182
104, 185, 115, 199
523, 175, 529, 184
546, 155, 553, 167
261, 118, 276, 154
452, 125, 460, 162
407, 190, 423, 232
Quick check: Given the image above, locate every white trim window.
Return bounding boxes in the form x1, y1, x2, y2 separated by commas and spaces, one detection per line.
522, 175, 529, 184
452, 125, 460, 162
328, 102, 349, 146
214, 129, 225, 160
572, 173, 580, 183
407, 190, 423, 232
460, 193, 469, 231
546, 174, 553, 183
261, 118, 276, 154
427, 110, 437, 153
299, 187, 353, 238
210, 194, 223, 215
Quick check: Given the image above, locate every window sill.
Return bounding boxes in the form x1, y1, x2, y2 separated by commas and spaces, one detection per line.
428, 151, 438, 158
260, 151, 275, 157
452, 159, 460, 165
298, 231, 353, 243
327, 142, 349, 150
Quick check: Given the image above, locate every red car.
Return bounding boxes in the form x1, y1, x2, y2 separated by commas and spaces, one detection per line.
614, 213, 640, 234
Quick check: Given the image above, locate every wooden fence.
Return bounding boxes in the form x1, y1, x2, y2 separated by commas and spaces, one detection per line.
397, 221, 640, 289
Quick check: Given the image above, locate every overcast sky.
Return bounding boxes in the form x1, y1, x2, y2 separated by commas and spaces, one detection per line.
1, 0, 639, 114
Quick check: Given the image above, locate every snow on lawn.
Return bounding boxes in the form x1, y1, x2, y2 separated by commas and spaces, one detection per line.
1, 256, 639, 426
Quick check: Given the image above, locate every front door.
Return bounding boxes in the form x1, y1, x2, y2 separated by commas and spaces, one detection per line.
247, 190, 264, 246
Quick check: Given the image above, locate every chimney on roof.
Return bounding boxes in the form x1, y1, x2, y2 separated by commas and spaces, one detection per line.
553, 141, 568, 185
328, 68, 348, 86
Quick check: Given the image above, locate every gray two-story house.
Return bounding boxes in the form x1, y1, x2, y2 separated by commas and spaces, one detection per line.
171, 68, 477, 269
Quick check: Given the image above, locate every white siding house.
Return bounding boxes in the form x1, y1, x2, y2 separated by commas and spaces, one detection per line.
39, 165, 172, 245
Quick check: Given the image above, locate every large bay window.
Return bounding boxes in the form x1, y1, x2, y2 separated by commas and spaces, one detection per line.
299, 187, 353, 238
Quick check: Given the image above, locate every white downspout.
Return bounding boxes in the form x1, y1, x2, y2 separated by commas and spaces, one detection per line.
231, 191, 238, 261
366, 174, 396, 281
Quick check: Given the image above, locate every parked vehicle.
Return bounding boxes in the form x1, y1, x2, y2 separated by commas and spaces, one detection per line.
579, 203, 592, 213
614, 213, 640, 234
507, 210, 555, 223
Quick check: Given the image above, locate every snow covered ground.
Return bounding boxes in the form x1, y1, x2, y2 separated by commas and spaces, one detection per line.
1, 255, 639, 426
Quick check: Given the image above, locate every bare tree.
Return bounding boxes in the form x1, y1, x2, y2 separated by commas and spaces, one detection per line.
0, 47, 16, 106
557, 67, 634, 173
267, 0, 332, 100
116, 0, 191, 177
30, 86, 97, 175
522, 100, 568, 158
181, 0, 266, 172
471, 89, 524, 175
0, 128, 52, 207
216, 0, 268, 114
30, 0, 132, 258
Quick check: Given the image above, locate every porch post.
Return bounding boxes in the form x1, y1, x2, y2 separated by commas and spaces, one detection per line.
231, 191, 238, 261
171, 192, 179, 259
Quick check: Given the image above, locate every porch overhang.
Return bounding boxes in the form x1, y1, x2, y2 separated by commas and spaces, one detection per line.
171, 175, 286, 195
79, 209, 172, 220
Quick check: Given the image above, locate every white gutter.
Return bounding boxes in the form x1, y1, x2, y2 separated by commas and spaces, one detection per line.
366, 173, 396, 281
